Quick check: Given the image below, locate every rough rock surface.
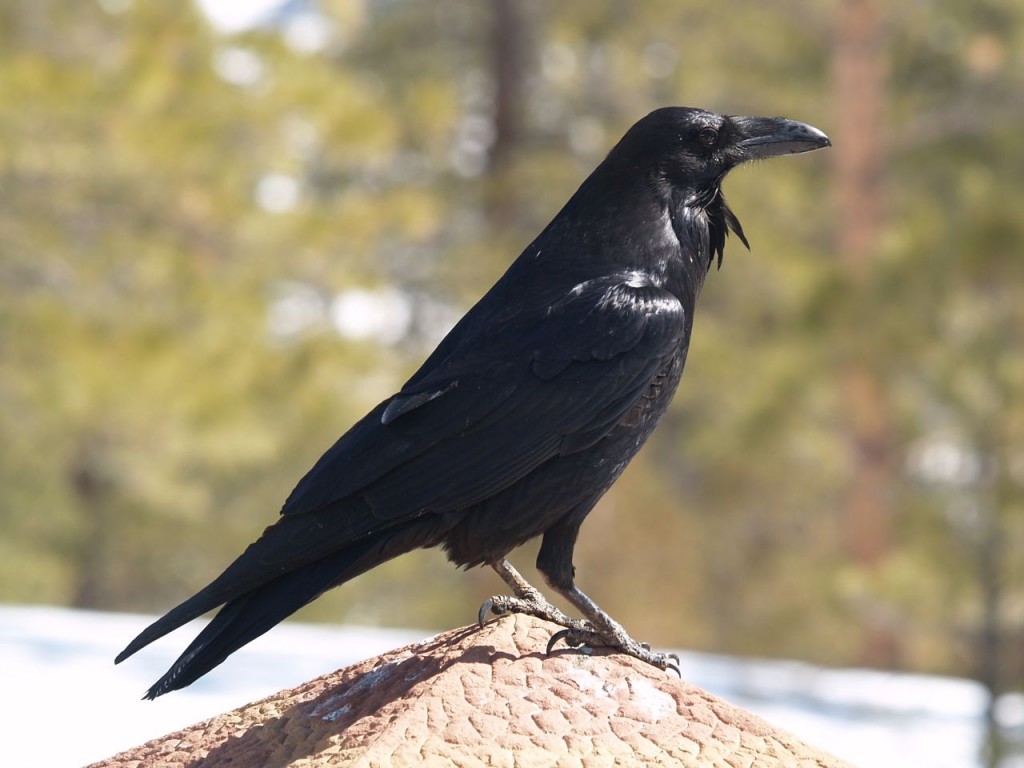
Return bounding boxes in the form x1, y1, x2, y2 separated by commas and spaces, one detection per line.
89, 614, 855, 767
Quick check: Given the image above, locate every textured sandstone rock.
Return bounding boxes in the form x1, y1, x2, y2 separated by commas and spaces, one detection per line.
89, 614, 855, 767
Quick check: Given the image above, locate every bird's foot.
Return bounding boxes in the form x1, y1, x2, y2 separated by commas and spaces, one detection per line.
477, 594, 591, 634
545, 625, 680, 675
480, 558, 592, 632
478, 559, 674, 672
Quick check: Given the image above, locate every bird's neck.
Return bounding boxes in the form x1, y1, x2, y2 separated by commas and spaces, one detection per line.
664, 194, 722, 298
550, 173, 718, 301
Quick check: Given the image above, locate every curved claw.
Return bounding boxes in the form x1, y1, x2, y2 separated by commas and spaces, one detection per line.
546, 629, 572, 656
668, 652, 680, 664
477, 599, 494, 628
666, 660, 682, 678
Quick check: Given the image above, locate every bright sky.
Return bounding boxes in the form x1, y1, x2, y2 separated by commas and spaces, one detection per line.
195, 0, 284, 33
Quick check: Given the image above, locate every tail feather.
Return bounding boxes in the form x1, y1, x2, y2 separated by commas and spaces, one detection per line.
143, 568, 328, 699
117, 499, 379, 665
139, 517, 447, 698
115, 591, 227, 666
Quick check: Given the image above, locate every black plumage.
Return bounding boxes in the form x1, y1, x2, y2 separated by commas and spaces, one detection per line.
116, 107, 830, 698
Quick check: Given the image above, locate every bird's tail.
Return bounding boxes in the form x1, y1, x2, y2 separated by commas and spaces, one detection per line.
135, 518, 445, 699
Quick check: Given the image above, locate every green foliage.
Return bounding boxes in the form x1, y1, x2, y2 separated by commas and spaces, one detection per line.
1, 0, 1022, 693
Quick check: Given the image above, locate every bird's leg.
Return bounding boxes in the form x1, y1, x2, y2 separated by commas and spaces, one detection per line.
545, 582, 679, 674
477, 559, 590, 633
528, 515, 676, 672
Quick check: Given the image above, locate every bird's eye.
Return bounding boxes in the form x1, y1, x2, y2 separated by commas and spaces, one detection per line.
698, 127, 719, 148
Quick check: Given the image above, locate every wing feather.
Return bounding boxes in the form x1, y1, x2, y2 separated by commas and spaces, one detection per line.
279, 274, 685, 525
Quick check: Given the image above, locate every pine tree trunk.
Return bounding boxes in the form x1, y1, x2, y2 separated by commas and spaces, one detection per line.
832, 0, 899, 667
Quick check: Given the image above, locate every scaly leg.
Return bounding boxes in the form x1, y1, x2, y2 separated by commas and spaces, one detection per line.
478, 559, 678, 675
477, 559, 590, 633
544, 582, 679, 674
532, 516, 678, 674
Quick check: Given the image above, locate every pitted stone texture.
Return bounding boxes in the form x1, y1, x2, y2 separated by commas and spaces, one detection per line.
89, 615, 855, 767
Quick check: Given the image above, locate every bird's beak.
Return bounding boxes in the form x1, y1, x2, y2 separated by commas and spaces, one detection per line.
730, 116, 831, 160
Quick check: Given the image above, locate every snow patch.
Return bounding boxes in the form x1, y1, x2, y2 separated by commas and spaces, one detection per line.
627, 676, 675, 722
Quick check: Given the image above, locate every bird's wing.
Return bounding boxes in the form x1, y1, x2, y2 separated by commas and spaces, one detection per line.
283, 273, 685, 519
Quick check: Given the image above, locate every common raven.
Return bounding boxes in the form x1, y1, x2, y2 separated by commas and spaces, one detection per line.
116, 107, 830, 698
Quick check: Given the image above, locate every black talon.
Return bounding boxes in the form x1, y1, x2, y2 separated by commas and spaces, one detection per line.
667, 660, 682, 678
477, 599, 494, 628
546, 629, 572, 655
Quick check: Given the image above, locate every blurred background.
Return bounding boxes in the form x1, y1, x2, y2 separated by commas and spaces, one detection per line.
1, 0, 1022, 765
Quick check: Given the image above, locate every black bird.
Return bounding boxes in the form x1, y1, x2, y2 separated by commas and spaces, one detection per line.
116, 107, 830, 698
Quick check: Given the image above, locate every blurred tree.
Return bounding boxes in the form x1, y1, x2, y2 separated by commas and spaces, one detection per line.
0, 0, 456, 613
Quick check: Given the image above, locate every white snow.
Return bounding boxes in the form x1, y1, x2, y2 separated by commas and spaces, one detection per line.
0, 604, 988, 768
625, 676, 676, 722
0, 605, 424, 766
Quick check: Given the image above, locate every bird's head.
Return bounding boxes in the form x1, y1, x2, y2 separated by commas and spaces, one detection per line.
608, 106, 830, 268
616, 106, 830, 201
